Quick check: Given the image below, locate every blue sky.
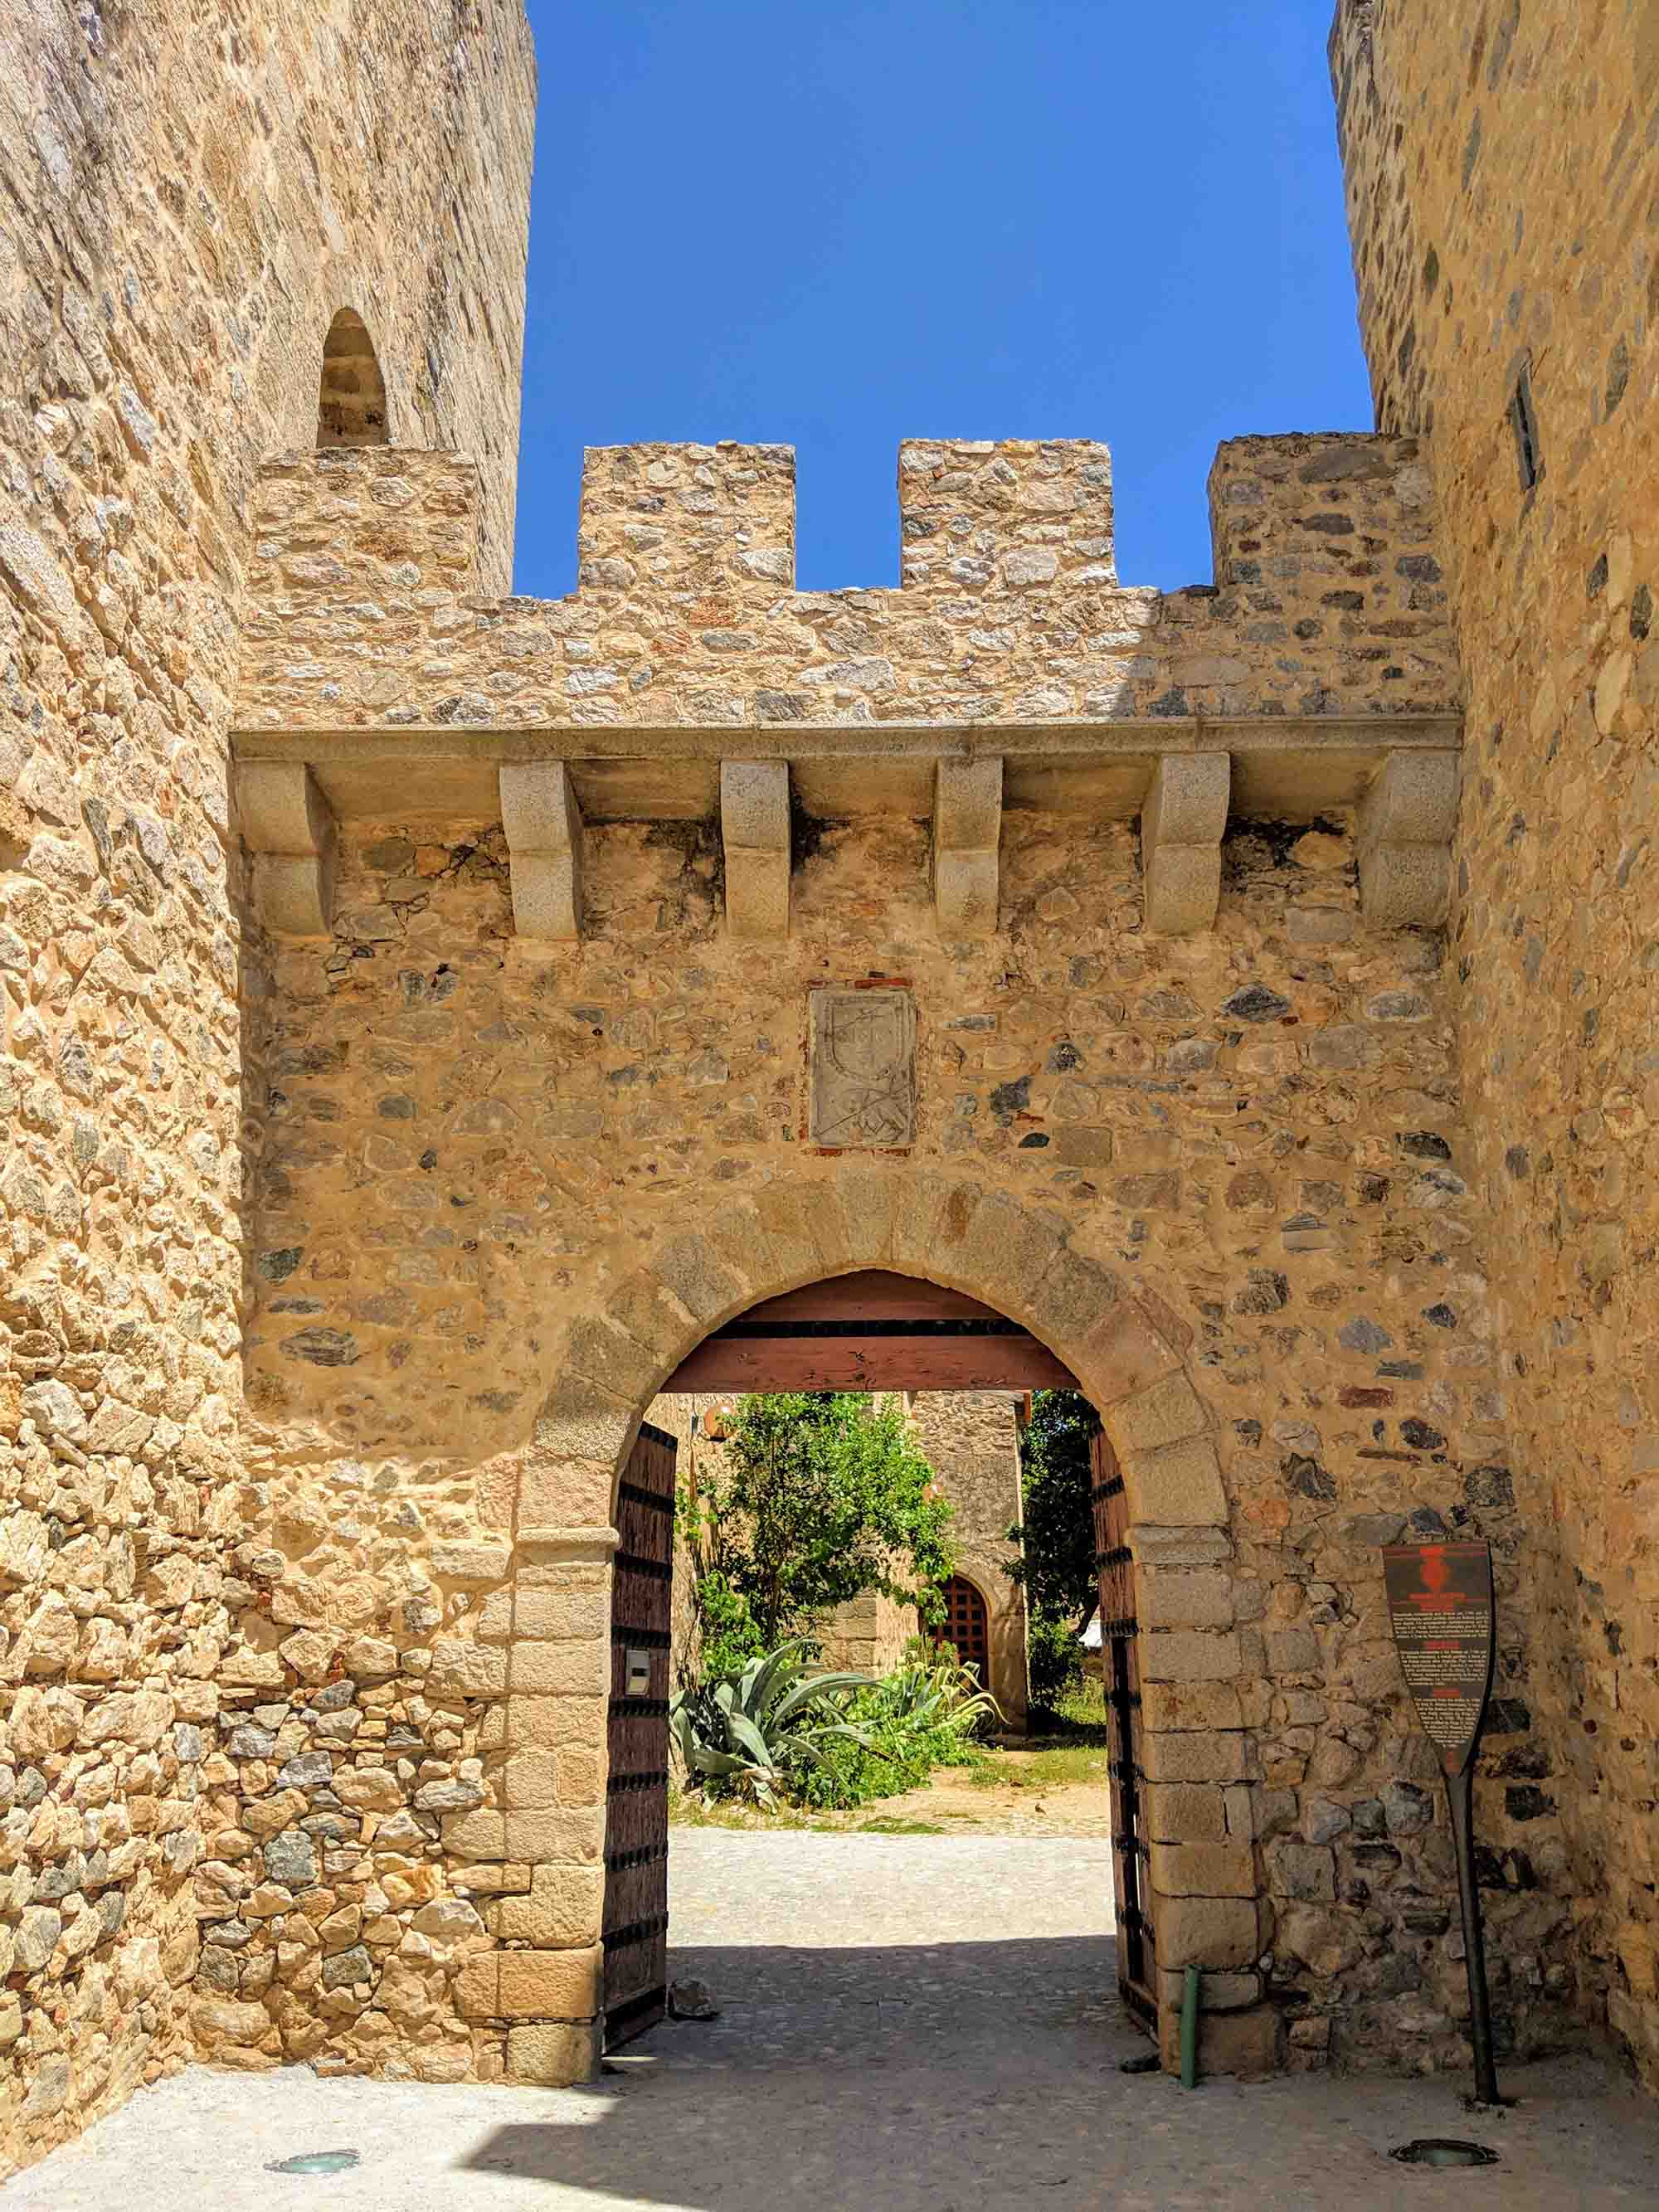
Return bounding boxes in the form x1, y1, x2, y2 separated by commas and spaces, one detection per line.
513, 1, 1370, 598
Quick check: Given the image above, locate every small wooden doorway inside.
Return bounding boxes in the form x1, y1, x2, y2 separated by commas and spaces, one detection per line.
933, 1573, 990, 1688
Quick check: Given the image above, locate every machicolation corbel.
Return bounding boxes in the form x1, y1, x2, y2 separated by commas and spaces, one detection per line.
1356, 749, 1459, 926
1140, 752, 1231, 934
933, 757, 1003, 937
499, 761, 585, 941
720, 761, 791, 939
237, 761, 337, 937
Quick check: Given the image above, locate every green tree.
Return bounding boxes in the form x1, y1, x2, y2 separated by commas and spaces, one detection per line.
1006, 1389, 1098, 1703
679, 1393, 955, 1678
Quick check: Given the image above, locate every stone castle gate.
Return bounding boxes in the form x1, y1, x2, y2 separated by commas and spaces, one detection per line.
7, 0, 1656, 2176
209, 429, 1564, 2085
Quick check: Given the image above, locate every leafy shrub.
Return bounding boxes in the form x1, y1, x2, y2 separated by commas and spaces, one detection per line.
1028, 1612, 1084, 1706
786, 1646, 1000, 1811
678, 1392, 955, 1682
672, 1640, 999, 1813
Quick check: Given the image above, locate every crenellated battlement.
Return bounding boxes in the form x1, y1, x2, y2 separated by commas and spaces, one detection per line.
234, 429, 1461, 947
241, 430, 1450, 715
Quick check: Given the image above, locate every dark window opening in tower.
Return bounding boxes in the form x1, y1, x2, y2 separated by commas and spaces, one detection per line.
317, 308, 389, 447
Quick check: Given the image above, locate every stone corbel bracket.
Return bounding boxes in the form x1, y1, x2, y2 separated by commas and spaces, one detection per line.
1357, 749, 1459, 925
721, 760, 791, 938
1141, 752, 1230, 934
934, 756, 1003, 937
238, 761, 337, 936
500, 761, 584, 940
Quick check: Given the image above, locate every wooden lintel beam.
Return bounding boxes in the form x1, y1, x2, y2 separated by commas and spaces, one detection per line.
664, 1333, 1081, 1394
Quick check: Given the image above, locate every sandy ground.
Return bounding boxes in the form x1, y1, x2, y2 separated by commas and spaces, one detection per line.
676, 1742, 1113, 1837
6, 1829, 1657, 2211
854, 1756, 1111, 1835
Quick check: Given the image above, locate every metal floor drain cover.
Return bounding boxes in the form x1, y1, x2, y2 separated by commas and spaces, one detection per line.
266, 2151, 362, 2176
1390, 2139, 1499, 2169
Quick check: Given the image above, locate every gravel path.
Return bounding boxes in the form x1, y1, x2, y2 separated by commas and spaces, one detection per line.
6, 1829, 1658, 2210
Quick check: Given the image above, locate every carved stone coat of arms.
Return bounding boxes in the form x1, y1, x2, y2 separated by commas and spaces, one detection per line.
808, 987, 916, 1147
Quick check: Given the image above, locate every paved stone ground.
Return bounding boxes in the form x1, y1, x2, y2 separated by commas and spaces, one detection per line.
7, 1830, 1659, 2210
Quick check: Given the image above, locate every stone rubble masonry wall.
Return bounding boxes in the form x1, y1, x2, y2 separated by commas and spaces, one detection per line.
0, 0, 535, 2176
236, 433, 1458, 732
906, 1391, 1029, 1729
1332, 0, 1659, 2088
232, 769, 1574, 2089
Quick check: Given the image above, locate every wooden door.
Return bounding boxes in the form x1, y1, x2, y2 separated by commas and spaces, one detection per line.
1092, 1422, 1155, 2025
934, 1575, 990, 1685
602, 1420, 676, 2049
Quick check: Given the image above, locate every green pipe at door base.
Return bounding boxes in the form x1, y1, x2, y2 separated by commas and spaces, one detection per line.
1180, 1965, 1199, 2088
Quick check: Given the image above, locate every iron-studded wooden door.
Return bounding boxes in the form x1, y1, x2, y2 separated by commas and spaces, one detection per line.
1092, 1422, 1155, 2025
603, 1420, 676, 2049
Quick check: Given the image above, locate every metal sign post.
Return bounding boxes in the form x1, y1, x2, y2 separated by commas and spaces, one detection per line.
1382, 1539, 1500, 2106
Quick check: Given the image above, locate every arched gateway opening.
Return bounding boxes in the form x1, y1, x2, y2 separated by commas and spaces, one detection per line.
492, 1173, 1272, 2088
601, 1269, 1153, 2054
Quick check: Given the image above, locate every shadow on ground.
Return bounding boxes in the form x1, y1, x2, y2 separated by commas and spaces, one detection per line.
465, 1935, 1151, 2209
455, 1935, 1659, 2212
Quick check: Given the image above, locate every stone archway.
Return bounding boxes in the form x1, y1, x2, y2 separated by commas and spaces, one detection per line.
471, 1163, 1272, 2085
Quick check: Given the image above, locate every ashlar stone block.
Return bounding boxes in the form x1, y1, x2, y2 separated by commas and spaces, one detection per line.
497, 1944, 601, 2020
508, 1640, 609, 1697
1112, 1373, 1211, 1456
1144, 1782, 1228, 1843
1140, 1680, 1245, 1733
1159, 2000, 1283, 2078
1140, 1629, 1244, 1684
500, 761, 584, 941
1149, 1839, 1257, 1897
721, 760, 791, 938
1153, 1894, 1264, 1970
1124, 1433, 1228, 1525
238, 761, 337, 936
1141, 1728, 1253, 1784
502, 1806, 605, 1862
1140, 1566, 1237, 1631
506, 2020, 600, 2085
508, 1694, 607, 1751
1141, 752, 1229, 934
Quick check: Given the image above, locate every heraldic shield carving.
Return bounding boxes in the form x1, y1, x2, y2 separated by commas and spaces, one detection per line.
808, 987, 917, 1147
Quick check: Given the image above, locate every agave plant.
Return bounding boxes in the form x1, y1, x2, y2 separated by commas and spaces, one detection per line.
670, 1640, 876, 1809
883, 1644, 1004, 1733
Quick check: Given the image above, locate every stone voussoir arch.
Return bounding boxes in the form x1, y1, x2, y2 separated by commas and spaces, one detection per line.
470, 1160, 1267, 2088
516, 1159, 1228, 1542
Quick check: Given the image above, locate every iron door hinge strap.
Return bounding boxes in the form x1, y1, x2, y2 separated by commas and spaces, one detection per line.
605, 1841, 669, 1873
614, 1551, 672, 1581
602, 1911, 670, 1951
619, 1478, 677, 1514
